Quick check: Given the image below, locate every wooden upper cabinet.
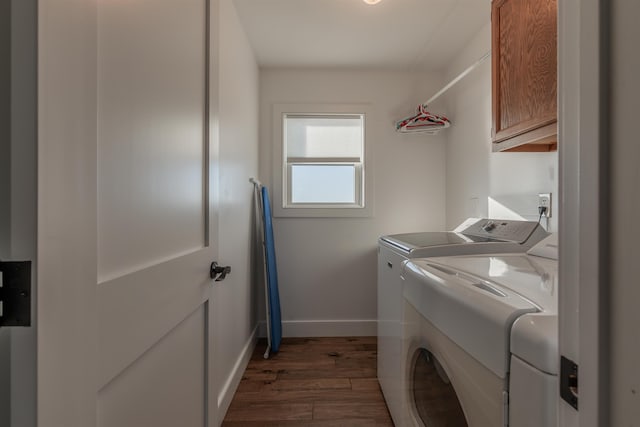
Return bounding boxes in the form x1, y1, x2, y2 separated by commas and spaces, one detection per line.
491, 0, 558, 152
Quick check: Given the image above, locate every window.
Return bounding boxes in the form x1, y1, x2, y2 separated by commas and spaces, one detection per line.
273, 104, 373, 217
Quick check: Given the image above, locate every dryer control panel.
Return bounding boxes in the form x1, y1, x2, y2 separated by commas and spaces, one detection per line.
461, 219, 541, 244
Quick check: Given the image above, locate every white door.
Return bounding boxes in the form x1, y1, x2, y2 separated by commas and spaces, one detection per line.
37, 0, 220, 426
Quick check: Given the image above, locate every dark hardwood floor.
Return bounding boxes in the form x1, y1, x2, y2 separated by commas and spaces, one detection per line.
222, 336, 394, 426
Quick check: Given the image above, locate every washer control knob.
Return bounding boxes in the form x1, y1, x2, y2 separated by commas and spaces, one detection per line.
482, 221, 496, 232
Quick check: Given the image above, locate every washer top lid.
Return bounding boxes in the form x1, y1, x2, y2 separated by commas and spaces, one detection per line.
403, 259, 540, 378
380, 231, 494, 253
423, 253, 558, 312
422, 249, 558, 375
379, 218, 548, 256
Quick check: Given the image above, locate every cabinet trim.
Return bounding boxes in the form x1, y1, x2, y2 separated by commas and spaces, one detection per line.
492, 122, 557, 152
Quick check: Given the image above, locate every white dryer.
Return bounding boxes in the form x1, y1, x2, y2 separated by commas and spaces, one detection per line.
401, 234, 558, 427
377, 219, 548, 427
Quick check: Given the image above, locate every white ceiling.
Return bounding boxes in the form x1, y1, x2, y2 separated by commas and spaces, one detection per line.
232, 0, 490, 71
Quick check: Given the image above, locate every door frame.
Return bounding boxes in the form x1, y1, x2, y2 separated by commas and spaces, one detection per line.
558, 0, 609, 426
1, 0, 38, 425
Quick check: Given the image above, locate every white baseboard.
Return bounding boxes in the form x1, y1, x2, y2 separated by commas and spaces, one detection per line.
258, 319, 377, 337
216, 325, 258, 425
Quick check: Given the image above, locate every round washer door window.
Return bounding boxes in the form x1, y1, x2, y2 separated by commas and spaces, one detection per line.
412, 348, 468, 427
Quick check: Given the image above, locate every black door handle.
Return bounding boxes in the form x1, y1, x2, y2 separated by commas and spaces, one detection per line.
210, 262, 231, 281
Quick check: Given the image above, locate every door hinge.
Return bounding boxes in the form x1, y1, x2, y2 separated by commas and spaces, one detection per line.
560, 355, 578, 410
0, 261, 32, 327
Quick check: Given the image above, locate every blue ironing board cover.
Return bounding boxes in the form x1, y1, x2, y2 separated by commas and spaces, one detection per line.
261, 186, 282, 353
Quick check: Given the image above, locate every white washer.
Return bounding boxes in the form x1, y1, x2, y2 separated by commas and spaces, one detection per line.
401, 234, 558, 427
377, 219, 548, 427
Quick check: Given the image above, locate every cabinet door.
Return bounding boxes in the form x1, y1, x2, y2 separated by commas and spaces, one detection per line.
491, 0, 557, 152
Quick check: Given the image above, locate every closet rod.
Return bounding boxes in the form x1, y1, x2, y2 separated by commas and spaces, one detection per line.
425, 50, 491, 106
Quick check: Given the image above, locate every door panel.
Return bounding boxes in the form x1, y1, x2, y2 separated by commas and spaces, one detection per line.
97, 250, 211, 387
97, 0, 207, 281
95, 0, 211, 408
97, 306, 206, 427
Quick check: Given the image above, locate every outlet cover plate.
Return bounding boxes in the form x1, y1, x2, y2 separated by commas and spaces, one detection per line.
538, 193, 552, 218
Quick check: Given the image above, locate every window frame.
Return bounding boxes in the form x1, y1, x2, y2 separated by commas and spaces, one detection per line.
272, 104, 374, 218
287, 161, 362, 206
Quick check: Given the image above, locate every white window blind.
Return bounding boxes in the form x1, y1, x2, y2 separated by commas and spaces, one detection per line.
285, 115, 363, 159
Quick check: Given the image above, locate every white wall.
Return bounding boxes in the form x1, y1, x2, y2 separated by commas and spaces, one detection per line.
259, 69, 447, 336
610, 1, 640, 423
440, 23, 559, 231
215, 0, 260, 420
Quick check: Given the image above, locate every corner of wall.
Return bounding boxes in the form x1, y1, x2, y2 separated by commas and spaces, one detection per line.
441, 21, 492, 229
216, 326, 258, 426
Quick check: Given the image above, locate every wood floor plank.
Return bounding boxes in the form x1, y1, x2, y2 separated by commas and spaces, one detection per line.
350, 378, 384, 392
313, 401, 393, 422
241, 368, 278, 381
271, 337, 376, 346
334, 357, 377, 370
248, 359, 337, 370
269, 378, 352, 391
223, 419, 392, 426
328, 349, 378, 360
230, 389, 387, 404
224, 402, 313, 422
276, 366, 377, 380
235, 380, 265, 393
223, 336, 393, 426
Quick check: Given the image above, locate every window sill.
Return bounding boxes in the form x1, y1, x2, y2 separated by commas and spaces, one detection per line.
273, 205, 373, 218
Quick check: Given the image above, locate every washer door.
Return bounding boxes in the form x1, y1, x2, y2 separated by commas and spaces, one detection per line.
412, 348, 468, 427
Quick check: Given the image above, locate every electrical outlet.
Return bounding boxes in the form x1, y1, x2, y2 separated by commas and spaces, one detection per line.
538, 193, 552, 218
